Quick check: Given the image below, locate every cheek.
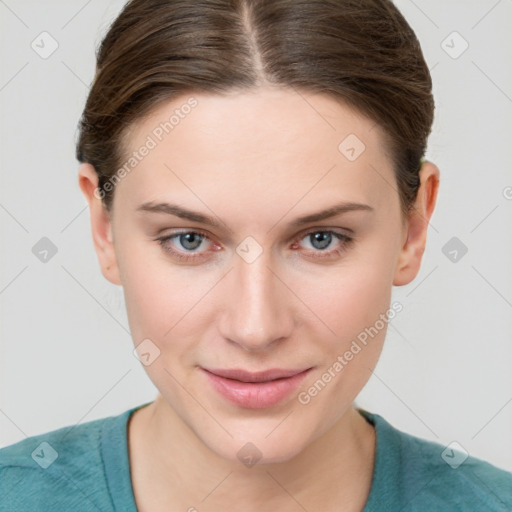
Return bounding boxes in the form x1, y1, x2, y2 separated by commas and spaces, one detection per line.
294, 262, 393, 413
117, 238, 223, 361
118, 218, 399, 352
116, 238, 186, 342
297, 251, 395, 343
292, 232, 398, 398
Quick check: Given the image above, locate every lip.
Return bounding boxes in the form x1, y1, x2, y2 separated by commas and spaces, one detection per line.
201, 367, 312, 409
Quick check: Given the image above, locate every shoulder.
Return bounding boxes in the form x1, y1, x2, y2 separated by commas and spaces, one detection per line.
398, 426, 512, 507
360, 409, 512, 511
0, 411, 124, 512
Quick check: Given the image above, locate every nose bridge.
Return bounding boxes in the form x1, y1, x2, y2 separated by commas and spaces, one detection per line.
222, 249, 291, 351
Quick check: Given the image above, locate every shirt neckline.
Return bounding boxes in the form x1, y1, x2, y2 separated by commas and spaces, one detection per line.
101, 402, 394, 512
101, 402, 151, 512
358, 407, 402, 511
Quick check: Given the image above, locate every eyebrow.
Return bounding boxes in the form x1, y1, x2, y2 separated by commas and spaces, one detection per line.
136, 201, 374, 230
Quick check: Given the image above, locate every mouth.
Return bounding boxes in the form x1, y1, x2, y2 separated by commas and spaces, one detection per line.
200, 367, 313, 409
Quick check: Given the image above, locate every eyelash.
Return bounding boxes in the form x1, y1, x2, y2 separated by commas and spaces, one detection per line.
156, 229, 354, 262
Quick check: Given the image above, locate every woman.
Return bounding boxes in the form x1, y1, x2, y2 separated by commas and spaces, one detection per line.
1, 0, 511, 510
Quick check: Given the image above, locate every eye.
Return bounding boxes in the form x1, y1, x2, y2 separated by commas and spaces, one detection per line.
172, 232, 205, 251
156, 230, 217, 261
156, 228, 354, 263
293, 230, 353, 259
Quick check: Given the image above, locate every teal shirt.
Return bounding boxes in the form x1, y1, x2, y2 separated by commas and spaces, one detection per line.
1, 402, 511, 511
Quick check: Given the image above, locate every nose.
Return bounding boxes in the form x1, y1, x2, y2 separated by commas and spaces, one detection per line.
219, 249, 294, 352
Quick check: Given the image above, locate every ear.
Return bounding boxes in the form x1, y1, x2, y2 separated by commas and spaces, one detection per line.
393, 161, 440, 286
78, 163, 122, 285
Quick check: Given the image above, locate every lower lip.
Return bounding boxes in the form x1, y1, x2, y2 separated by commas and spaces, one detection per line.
201, 368, 312, 409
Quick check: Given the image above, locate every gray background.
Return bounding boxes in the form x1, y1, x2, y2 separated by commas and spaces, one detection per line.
1, 0, 511, 472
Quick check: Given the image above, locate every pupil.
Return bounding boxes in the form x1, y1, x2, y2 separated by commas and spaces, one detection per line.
311, 232, 331, 250
181, 233, 202, 250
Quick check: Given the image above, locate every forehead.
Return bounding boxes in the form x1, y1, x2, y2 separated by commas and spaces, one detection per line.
115, 86, 396, 219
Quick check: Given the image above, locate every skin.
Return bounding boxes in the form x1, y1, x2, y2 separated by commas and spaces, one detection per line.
78, 85, 439, 511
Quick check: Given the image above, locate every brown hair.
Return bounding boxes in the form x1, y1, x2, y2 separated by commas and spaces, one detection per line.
76, 0, 434, 217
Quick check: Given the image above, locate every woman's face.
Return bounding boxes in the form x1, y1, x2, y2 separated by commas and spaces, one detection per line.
86, 86, 427, 463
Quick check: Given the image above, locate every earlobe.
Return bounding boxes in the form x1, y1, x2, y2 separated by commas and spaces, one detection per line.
78, 163, 122, 285
393, 161, 440, 286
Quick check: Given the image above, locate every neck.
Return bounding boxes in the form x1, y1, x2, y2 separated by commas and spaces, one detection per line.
128, 396, 376, 512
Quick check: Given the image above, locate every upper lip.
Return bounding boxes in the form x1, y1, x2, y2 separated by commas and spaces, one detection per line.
202, 367, 311, 383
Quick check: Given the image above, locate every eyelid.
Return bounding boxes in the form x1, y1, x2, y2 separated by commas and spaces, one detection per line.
162, 229, 218, 251
157, 226, 353, 246
156, 227, 354, 262
292, 225, 354, 240
292, 229, 353, 256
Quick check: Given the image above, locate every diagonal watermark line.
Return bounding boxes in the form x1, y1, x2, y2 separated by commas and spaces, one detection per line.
387, 322, 415, 350
2, 416, 109, 512
60, 369, 132, 441
371, 370, 439, 438
0, 266, 28, 296
469, 204, 499, 233
466, 466, 512, 510
471, 265, 512, 308
1, 475, 26, 508
265, 266, 337, 336
405, 265, 438, 297
61, 61, 89, 88
265, 409, 295, 438
2, 372, 129, 508
407, 0, 439, 28
61, 205, 88, 233
291, 86, 337, 131
398, 473, 439, 512
369, 163, 439, 234
0, 202, 29, 232
369, 162, 400, 196
54, 470, 105, 512
0, 408, 28, 438
368, 120, 380, 134
0, 0, 29, 28
472, 61, 512, 104
164, 268, 233, 337
60, 265, 131, 333
266, 471, 310, 512
429, 62, 439, 73
0, 61, 29, 92
266, 164, 336, 234
471, 396, 512, 440
471, 0, 503, 30
164, 163, 231, 232
61, 0, 94, 29
163, 366, 233, 438
200, 471, 233, 503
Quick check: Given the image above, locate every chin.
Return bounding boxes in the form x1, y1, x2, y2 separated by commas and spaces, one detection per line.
215, 436, 309, 467
200, 415, 320, 467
